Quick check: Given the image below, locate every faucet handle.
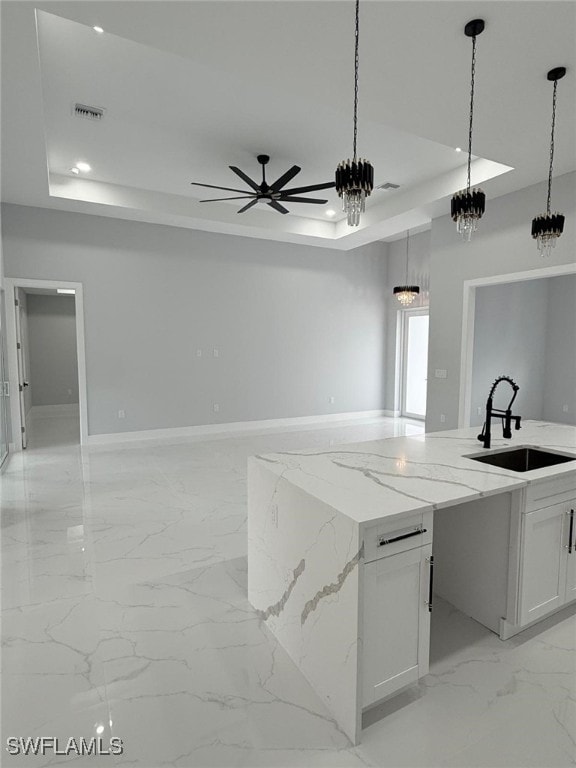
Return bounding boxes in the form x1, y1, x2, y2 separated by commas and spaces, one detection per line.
515, 416, 522, 430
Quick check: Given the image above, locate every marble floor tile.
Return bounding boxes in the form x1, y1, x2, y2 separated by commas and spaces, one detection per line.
2, 411, 575, 767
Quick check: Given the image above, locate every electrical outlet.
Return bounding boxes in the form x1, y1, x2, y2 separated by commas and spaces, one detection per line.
440, 414, 446, 423
329, 396, 335, 404
118, 410, 125, 419
213, 403, 220, 413
196, 349, 202, 358
213, 348, 219, 358
67, 388, 73, 396
435, 369, 447, 379
563, 404, 569, 413
477, 406, 482, 416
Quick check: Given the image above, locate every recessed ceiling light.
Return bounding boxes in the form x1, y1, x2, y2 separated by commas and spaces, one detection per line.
326, 209, 336, 217
455, 147, 462, 152
70, 167, 80, 175
76, 161, 91, 172
57, 288, 76, 295
93, 26, 104, 34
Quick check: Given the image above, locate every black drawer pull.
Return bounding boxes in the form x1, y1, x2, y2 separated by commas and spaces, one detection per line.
378, 527, 426, 547
569, 509, 575, 555
427, 555, 434, 613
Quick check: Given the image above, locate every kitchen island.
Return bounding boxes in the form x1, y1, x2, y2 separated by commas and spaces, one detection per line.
247, 421, 576, 743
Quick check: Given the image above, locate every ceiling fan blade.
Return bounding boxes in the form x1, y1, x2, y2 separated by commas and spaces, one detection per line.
192, 182, 252, 194
280, 181, 336, 195
229, 166, 261, 192
237, 199, 259, 214
279, 196, 328, 204
270, 165, 301, 192
199, 196, 256, 202
268, 200, 289, 215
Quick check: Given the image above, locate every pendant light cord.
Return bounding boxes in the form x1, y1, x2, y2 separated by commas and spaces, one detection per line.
466, 34, 477, 192
547, 79, 558, 215
405, 229, 410, 283
352, 0, 360, 161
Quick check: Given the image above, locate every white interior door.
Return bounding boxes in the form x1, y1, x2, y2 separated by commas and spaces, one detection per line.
14, 289, 29, 448
0, 290, 9, 467
401, 309, 429, 420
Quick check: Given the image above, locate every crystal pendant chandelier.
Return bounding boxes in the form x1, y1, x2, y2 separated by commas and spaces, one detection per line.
451, 19, 486, 241
335, 0, 374, 227
393, 230, 420, 307
531, 67, 567, 257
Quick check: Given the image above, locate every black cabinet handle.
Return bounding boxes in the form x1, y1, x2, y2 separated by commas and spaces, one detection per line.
378, 527, 426, 547
569, 509, 575, 555
427, 555, 434, 613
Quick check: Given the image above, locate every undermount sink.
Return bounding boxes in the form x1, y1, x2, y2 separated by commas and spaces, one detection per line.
467, 447, 576, 473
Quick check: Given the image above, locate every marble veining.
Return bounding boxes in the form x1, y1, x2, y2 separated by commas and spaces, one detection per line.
301, 543, 364, 626
256, 558, 305, 621
2, 411, 575, 766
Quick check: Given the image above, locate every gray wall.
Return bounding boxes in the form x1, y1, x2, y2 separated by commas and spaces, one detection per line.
383, 230, 430, 413
27, 294, 79, 406
471, 274, 576, 427
427, 171, 576, 431
2, 204, 388, 436
470, 280, 549, 426
543, 275, 576, 425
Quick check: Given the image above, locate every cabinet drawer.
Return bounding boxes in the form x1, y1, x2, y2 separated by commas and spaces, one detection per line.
363, 511, 433, 564
526, 473, 576, 511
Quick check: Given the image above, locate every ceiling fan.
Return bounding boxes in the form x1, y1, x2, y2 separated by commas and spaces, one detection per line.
191, 154, 335, 214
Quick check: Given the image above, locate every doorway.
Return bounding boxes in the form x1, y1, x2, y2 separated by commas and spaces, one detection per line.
400, 308, 429, 420
5, 279, 88, 449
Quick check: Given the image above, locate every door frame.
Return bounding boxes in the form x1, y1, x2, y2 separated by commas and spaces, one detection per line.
14, 288, 30, 448
458, 262, 576, 428
4, 278, 88, 448
399, 307, 429, 421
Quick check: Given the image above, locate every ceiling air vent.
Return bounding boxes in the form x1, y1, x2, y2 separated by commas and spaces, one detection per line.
377, 182, 400, 190
73, 103, 105, 121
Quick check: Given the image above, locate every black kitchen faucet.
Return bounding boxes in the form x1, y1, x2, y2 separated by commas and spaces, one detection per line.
477, 376, 522, 449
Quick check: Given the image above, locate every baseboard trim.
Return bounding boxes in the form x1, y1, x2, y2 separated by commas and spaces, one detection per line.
87, 409, 397, 446
31, 404, 80, 417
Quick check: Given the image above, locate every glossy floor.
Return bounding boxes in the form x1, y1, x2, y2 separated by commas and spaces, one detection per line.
1, 412, 575, 767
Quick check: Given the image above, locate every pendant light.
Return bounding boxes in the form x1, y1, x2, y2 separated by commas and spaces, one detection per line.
451, 19, 486, 241
335, 0, 374, 227
531, 67, 567, 257
394, 230, 420, 307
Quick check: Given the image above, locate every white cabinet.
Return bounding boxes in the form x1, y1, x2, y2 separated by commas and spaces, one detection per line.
362, 543, 432, 708
519, 500, 576, 626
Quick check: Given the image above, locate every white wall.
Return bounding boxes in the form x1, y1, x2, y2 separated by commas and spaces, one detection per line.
2, 204, 389, 437
543, 275, 576, 425
27, 294, 79, 406
383, 230, 430, 413
427, 171, 576, 432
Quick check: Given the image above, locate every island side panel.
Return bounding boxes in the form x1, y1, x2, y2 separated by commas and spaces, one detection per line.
247, 457, 362, 744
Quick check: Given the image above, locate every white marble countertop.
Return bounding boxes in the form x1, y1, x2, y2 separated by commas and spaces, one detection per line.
252, 421, 576, 525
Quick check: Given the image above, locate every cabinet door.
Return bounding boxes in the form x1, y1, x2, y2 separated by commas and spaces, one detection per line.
564, 505, 576, 605
362, 545, 432, 708
519, 503, 565, 626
